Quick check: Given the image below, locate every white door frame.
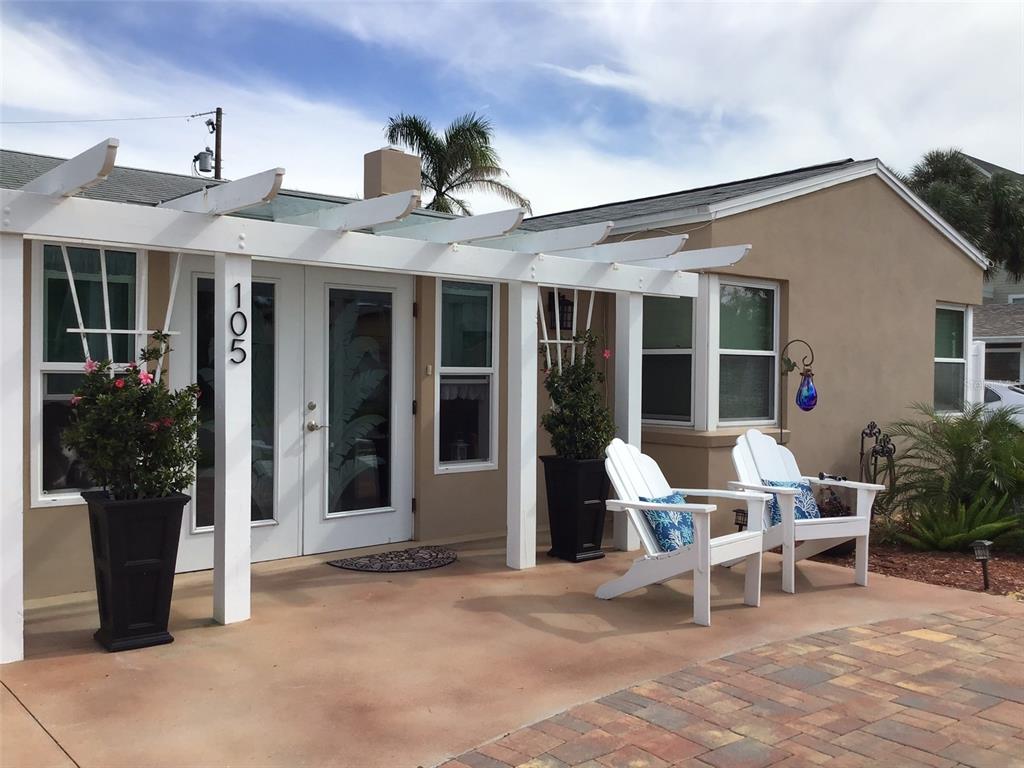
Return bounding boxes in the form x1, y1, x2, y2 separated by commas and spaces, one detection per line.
173, 257, 304, 571
301, 267, 414, 555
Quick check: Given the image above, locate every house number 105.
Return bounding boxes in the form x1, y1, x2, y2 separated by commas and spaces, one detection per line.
230, 282, 248, 364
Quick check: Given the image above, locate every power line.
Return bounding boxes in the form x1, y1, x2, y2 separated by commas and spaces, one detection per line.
0, 111, 216, 126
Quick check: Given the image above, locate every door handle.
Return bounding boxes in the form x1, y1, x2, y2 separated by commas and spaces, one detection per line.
306, 420, 329, 432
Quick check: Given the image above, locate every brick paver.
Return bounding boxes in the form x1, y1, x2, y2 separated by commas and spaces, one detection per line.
440, 605, 1024, 768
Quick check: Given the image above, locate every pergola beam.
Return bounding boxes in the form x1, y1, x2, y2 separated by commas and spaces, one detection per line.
378, 207, 525, 244
160, 168, 285, 215
1, 190, 702, 297
278, 190, 420, 232
479, 221, 613, 254
556, 234, 688, 263
645, 244, 752, 272
20, 137, 118, 198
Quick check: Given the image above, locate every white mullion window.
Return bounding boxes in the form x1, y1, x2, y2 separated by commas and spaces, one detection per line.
31, 240, 147, 506
435, 279, 499, 473
935, 303, 967, 412
716, 278, 779, 426
641, 295, 694, 425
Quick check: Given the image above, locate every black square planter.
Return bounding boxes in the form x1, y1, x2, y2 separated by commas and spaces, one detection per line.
82, 491, 188, 652
540, 456, 609, 563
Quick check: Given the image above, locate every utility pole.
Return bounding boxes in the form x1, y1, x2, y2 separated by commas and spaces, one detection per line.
214, 107, 223, 180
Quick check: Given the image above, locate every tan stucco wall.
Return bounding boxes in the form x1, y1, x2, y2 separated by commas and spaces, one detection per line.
642, 175, 984, 536
24, 250, 172, 599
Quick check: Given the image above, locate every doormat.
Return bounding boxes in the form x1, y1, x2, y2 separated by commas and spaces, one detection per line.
326, 546, 457, 573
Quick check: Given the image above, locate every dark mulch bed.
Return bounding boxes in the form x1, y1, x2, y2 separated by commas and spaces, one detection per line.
812, 543, 1024, 597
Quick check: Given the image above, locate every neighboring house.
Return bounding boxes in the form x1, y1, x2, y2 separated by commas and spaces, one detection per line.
975, 304, 1024, 383
0, 142, 987, 663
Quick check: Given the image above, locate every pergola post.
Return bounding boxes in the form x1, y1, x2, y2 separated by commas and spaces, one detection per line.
213, 252, 252, 624
507, 281, 539, 569
0, 233, 24, 663
613, 291, 643, 552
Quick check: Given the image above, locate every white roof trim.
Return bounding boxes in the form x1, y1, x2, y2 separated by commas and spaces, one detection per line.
607, 160, 989, 270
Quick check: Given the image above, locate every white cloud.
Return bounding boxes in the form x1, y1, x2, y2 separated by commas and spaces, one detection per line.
1, 3, 1021, 218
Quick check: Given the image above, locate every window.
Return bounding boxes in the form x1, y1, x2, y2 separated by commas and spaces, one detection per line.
718, 281, 778, 423
985, 343, 1022, 383
436, 280, 498, 472
934, 306, 966, 411
641, 296, 693, 423
1008, 295, 1024, 305
33, 242, 144, 505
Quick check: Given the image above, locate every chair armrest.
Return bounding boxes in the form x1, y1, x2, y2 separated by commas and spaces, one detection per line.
605, 499, 717, 516
804, 477, 885, 492
674, 488, 771, 503
728, 481, 799, 495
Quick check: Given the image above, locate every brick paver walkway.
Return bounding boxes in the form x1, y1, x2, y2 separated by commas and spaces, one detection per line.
442, 604, 1024, 768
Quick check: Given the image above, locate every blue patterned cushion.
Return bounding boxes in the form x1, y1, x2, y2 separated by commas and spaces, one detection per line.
761, 480, 821, 527
638, 492, 694, 551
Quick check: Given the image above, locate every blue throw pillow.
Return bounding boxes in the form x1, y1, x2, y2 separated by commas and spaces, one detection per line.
760, 480, 821, 527
638, 491, 694, 551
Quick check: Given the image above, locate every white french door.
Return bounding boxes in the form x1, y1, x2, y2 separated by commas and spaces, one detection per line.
175, 260, 413, 571
301, 267, 414, 554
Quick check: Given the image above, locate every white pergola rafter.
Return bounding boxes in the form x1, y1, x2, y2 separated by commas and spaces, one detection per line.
478, 221, 614, 254
556, 234, 688, 264
279, 190, 421, 232
159, 168, 286, 215
376, 207, 525, 244
21, 137, 119, 198
647, 244, 752, 272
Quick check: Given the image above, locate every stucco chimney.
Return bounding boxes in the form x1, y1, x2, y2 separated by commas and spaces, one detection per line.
364, 147, 421, 200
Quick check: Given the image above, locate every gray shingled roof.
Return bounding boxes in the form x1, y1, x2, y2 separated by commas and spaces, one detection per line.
964, 155, 1024, 183
974, 304, 1024, 338
0, 148, 455, 223
519, 158, 859, 231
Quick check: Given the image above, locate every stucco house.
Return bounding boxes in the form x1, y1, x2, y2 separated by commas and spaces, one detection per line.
0, 141, 986, 663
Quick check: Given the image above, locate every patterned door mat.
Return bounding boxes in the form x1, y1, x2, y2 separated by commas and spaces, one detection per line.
326, 545, 458, 573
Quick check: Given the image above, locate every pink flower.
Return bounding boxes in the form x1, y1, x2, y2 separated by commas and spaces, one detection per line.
148, 421, 160, 432
602, 348, 612, 360
84, 358, 98, 373
127, 362, 137, 371
70, 395, 81, 406
139, 370, 154, 386
161, 416, 174, 427
114, 379, 125, 389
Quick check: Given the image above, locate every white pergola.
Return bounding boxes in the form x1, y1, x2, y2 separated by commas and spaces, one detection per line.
0, 139, 751, 663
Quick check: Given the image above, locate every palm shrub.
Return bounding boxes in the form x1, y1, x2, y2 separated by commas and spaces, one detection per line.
898, 490, 1019, 551
886, 403, 1024, 550
541, 331, 616, 460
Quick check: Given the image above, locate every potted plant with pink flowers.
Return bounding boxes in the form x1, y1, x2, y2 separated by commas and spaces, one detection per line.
62, 332, 200, 651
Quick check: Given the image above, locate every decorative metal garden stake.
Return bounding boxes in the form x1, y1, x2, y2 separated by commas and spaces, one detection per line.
970, 539, 993, 591
734, 508, 748, 532
779, 339, 817, 443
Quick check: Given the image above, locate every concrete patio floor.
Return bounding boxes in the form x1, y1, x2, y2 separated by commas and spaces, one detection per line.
2, 539, 1022, 768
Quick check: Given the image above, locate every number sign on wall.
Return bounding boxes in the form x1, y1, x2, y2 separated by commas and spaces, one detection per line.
230, 282, 248, 364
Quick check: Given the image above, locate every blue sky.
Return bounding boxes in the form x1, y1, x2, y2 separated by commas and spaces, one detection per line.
2, 1, 1022, 214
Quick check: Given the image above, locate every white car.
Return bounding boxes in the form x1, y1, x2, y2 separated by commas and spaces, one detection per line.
983, 381, 1024, 427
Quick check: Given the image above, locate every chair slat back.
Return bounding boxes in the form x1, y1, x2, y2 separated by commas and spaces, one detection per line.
733, 429, 804, 529
604, 438, 666, 556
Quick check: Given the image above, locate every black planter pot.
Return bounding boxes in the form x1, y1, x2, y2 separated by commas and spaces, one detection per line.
82, 491, 188, 652
540, 456, 609, 563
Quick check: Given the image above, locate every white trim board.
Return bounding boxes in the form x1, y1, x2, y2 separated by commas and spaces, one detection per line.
607, 160, 989, 271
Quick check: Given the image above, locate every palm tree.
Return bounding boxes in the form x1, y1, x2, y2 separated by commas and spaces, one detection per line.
901, 149, 1024, 279
385, 112, 531, 216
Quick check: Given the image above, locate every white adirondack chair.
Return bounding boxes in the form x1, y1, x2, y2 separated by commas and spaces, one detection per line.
730, 429, 886, 594
600, 438, 770, 626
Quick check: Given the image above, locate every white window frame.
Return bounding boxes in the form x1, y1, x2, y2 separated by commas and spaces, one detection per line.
711, 275, 780, 429
29, 239, 149, 508
434, 279, 500, 474
640, 296, 695, 427
934, 302, 970, 413
1008, 294, 1024, 305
